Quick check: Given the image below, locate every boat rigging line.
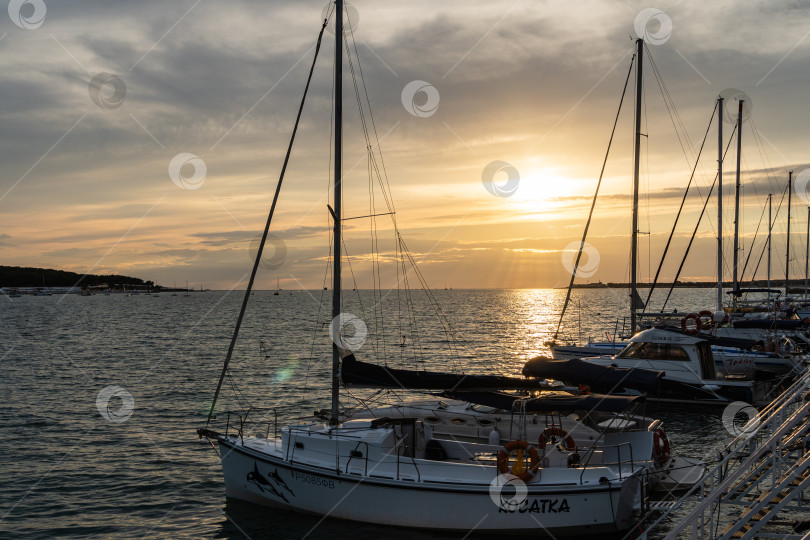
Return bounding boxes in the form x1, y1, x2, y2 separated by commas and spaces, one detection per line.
739, 187, 771, 281
552, 51, 636, 340
746, 181, 790, 285
642, 101, 717, 311
206, 15, 330, 426
659, 124, 739, 312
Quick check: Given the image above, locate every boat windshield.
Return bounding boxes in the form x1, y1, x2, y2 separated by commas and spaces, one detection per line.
616, 342, 690, 361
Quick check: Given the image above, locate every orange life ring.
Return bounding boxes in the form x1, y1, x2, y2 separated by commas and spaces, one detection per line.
698, 310, 714, 328
497, 440, 540, 482
653, 428, 671, 462
681, 313, 701, 334
538, 427, 576, 452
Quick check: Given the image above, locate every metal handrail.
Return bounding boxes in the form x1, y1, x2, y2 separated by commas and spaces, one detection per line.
578, 441, 635, 485
345, 441, 369, 475
222, 407, 282, 444
395, 445, 422, 482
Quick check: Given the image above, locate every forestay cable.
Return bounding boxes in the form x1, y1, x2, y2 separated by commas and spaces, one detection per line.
206, 16, 330, 425
553, 52, 635, 340
643, 102, 717, 310
660, 125, 738, 312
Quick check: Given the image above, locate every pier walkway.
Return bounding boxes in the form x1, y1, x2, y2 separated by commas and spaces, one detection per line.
640, 369, 810, 539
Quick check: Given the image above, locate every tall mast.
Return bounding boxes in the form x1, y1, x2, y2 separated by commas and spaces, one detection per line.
806, 206, 809, 300
329, 0, 343, 426
717, 96, 724, 311
732, 100, 743, 303
630, 38, 642, 333
768, 194, 772, 300
786, 170, 793, 295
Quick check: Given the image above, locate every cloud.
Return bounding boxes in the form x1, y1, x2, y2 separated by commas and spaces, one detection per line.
2, 1, 810, 287
190, 225, 328, 247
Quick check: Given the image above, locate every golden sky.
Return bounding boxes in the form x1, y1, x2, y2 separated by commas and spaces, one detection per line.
2, 1, 810, 289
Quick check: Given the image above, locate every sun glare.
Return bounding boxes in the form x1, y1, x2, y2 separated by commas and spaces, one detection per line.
504, 167, 579, 215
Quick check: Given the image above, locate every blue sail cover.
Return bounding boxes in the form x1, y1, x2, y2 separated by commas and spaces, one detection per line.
522, 356, 663, 393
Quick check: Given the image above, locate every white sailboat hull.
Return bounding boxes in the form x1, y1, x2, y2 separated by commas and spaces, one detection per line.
219, 437, 643, 535
550, 342, 802, 376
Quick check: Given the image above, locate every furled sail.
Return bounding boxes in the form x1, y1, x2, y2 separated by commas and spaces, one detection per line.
341, 355, 541, 390
522, 356, 663, 392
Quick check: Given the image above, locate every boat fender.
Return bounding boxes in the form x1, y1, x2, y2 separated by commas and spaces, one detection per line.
497, 440, 540, 482
680, 313, 701, 334
488, 428, 500, 446
653, 428, 671, 462
538, 427, 576, 452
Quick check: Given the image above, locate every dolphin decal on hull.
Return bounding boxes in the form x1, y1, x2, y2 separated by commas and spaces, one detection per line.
246, 462, 289, 503
269, 467, 295, 496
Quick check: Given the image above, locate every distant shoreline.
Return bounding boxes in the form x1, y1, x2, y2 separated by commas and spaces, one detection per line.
0, 265, 157, 290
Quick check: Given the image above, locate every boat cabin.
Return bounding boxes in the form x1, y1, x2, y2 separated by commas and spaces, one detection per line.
615, 329, 717, 380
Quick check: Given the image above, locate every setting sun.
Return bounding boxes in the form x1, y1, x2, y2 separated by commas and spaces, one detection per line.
509, 167, 579, 212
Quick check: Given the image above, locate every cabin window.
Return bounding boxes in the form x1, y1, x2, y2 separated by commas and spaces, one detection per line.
697, 342, 716, 379
617, 342, 690, 361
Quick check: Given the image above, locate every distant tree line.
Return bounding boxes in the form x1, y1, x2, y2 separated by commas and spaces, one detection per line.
0, 266, 145, 288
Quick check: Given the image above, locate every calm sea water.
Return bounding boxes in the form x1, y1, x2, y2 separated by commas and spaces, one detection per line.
0, 287, 748, 538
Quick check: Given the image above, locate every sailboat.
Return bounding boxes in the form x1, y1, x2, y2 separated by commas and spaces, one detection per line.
198, 3, 658, 534
273, 278, 280, 296
546, 44, 805, 385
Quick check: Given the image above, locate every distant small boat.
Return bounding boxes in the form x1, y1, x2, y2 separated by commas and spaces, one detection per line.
274, 278, 280, 296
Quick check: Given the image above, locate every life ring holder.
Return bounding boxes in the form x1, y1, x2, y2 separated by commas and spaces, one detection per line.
497, 440, 540, 482
653, 428, 671, 462
538, 427, 576, 452
681, 313, 701, 334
